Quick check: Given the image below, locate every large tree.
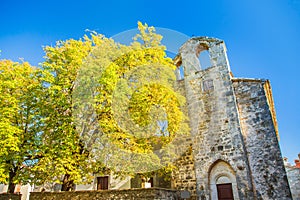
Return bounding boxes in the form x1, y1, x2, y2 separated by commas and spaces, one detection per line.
82, 22, 189, 178
29, 22, 188, 190
33, 36, 95, 191
0, 60, 43, 193
34, 34, 121, 190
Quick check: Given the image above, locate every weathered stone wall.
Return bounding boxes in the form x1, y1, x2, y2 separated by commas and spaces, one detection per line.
30, 188, 181, 200
175, 38, 255, 199
0, 194, 21, 200
286, 167, 300, 200
172, 80, 197, 197
182, 64, 254, 199
172, 142, 197, 196
233, 79, 292, 199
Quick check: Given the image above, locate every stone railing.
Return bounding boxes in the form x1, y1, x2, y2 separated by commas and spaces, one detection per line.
30, 188, 187, 200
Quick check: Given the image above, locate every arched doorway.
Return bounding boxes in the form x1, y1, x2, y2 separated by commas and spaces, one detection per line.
209, 160, 239, 200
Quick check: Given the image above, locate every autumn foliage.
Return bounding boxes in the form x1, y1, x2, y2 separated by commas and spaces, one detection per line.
0, 22, 188, 193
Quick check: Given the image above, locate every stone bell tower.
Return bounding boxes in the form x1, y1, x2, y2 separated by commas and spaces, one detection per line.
173, 37, 292, 199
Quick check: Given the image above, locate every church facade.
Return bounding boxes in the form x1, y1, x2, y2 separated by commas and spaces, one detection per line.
172, 37, 292, 199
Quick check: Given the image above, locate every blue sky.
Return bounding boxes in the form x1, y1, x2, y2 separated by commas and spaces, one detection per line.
1, 0, 299, 163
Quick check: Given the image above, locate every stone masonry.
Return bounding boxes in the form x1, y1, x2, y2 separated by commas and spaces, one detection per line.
0, 194, 21, 200
173, 37, 292, 199
29, 188, 180, 200
172, 80, 198, 197
285, 154, 300, 200
233, 78, 291, 199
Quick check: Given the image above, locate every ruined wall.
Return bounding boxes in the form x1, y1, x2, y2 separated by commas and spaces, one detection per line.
232, 79, 292, 199
30, 188, 180, 200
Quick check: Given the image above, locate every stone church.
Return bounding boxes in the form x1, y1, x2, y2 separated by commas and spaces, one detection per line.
171, 37, 292, 199
4, 37, 293, 200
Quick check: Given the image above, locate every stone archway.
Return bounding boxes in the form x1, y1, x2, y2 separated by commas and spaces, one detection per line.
209, 160, 239, 200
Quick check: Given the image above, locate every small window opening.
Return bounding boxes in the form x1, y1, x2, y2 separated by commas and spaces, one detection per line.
198, 50, 212, 70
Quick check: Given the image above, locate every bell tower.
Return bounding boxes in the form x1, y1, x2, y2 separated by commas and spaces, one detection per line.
174, 37, 291, 199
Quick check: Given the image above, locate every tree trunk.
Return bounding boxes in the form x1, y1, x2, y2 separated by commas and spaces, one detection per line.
61, 174, 75, 191
7, 170, 16, 193
7, 182, 16, 194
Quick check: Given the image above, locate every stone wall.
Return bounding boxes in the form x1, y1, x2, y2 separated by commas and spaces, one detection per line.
0, 194, 21, 200
0, 184, 30, 200
233, 79, 292, 199
182, 64, 254, 199
285, 155, 300, 200
30, 188, 181, 200
172, 79, 197, 196
175, 38, 255, 199
286, 167, 300, 200
172, 142, 197, 196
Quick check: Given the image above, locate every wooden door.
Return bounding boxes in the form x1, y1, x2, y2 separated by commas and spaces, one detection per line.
97, 176, 109, 190
217, 183, 234, 200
